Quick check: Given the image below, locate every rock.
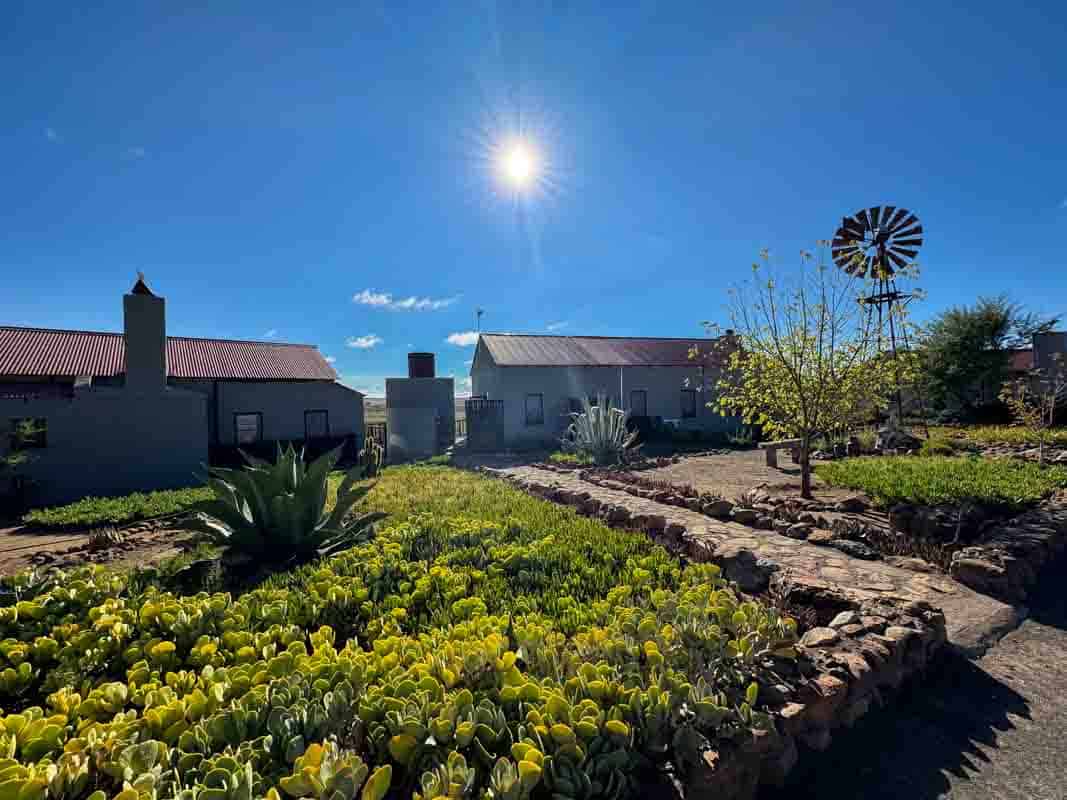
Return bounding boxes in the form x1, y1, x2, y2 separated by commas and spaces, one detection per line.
639, 514, 667, 533
888, 503, 917, 533
829, 610, 859, 629
800, 674, 848, 727
773, 519, 793, 534
799, 627, 840, 648
704, 499, 735, 518
875, 419, 922, 452
885, 556, 938, 573
784, 522, 813, 540
797, 511, 818, 524
663, 522, 686, 542
834, 496, 868, 513
807, 530, 836, 545
731, 508, 758, 525
950, 556, 1007, 595
777, 702, 808, 737
830, 539, 880, 560
685, 498, 704, 512
712, 543, 780, 592
755, 514, 775, 530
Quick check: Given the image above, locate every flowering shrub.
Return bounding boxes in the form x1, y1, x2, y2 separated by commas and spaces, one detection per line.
0, 470, 797, 800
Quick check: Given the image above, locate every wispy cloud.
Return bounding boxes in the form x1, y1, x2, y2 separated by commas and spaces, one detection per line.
346, 334, 383, 349
353, 288, 458, 311
1060, 197, 1067, 210
446, 331, 479, 347
547, 321, 569, 332
45, 127, 60, 142
324, 355, 336, 364
263, 328, 278, 339
125, 146, 146, 159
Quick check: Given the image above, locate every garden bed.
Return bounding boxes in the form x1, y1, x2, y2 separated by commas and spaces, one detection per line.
0, 466, 953, 800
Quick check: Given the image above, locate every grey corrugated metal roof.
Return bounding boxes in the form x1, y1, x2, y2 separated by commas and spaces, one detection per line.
480, 333, 728, 367
0, 326, 339, 381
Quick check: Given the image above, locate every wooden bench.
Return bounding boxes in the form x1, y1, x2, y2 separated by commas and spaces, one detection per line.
758, 438, 802, 468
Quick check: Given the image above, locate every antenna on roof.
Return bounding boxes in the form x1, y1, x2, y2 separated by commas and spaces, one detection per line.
476, 308, 484, 333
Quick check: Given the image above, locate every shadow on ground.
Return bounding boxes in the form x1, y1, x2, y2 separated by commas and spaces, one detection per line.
761, 567, 1067, 800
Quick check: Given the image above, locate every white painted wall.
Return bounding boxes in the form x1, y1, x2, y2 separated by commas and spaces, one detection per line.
0, 386, 207, 504
470, 362, 739, 448
211, 381, 364, 445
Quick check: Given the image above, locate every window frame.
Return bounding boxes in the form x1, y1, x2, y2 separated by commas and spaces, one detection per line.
524, 393, 545, 426
304, 409, 330, 440
233, 412, 263, 445
680, 389, 698, 419
9, 418, 47, 450
629, 389, 648, 417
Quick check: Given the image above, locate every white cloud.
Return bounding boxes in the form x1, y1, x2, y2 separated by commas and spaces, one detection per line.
446, 331, 479, 347
547, 321, 569, 331
324, 355, 336, 364
263, 328, 278, 339
353, 288, 458, 311
346, 334, 383, 349
45, 127, 60, 142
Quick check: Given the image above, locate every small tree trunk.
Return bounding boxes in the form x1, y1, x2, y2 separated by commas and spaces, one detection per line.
800, 437, 812, 499
1039, 438, 1045, 467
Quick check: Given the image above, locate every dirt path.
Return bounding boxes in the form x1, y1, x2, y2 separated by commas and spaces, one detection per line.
759, 571, 1067, 800
0, 524, 195, 576
496, 465, 1021, 655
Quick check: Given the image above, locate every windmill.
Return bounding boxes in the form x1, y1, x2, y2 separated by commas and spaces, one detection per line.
831, 205, 924, 423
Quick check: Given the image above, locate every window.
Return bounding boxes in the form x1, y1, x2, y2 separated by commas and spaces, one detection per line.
525, 394, 544, 426
234, 412, 262, 445
9, 418, 46, 449
681, 390, 697, 419
304, 410, 329, 439
629, 390, 648, 417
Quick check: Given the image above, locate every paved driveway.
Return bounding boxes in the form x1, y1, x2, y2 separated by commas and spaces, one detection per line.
760, 574, 1067, 800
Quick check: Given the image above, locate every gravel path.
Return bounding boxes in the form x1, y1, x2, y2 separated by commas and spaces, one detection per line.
759, 573, 1067, 800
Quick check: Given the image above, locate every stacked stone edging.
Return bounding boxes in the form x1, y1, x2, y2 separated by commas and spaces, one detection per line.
949, 501, 1067, 602
488, 469, 948, 800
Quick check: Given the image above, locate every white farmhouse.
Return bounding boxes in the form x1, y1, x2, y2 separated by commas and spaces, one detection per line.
469, 333, 739, 448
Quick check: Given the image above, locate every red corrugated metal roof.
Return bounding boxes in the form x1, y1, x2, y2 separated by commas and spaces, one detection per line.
480, 333, 730, 367
0, 326, 338, 381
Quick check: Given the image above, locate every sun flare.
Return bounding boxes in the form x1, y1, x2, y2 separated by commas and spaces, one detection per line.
498, 139, 539, 189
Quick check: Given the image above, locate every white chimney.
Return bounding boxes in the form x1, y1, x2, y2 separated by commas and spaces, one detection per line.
123, 274, 167, 391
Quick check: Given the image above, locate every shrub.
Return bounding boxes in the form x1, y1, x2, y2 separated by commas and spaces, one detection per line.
815, 455, 1067, 508
190, 445, 384, 565
22, 486, 213, 529
928, 425, 1067, 448
0, 467, 797, 800
561, 393, 638, 465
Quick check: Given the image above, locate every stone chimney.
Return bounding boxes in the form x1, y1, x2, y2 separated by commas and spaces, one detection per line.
123, 274, 167, 391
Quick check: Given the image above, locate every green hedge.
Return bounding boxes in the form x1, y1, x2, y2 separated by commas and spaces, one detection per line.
815, 455, 1067, 508
22, 487, 214, 529
0, 467, 797, 800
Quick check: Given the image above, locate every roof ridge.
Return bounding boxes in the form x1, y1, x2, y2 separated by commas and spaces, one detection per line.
0, 325, 318, 348
481, 332, 723, 341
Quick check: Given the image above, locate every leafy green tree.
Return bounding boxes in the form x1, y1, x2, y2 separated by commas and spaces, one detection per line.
708, 248, 907, 498
921, 295, 1059, 415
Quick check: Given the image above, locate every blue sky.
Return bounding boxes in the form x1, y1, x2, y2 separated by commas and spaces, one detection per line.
3, 1, 1065, 396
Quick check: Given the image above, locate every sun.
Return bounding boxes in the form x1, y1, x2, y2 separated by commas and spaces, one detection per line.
498, 139, 539, 190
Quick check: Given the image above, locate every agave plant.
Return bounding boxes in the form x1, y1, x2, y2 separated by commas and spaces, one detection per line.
190, 444, 385, 565
561, 392, 639, 465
